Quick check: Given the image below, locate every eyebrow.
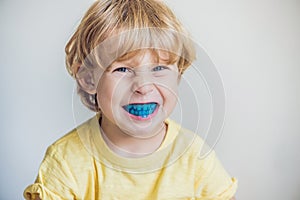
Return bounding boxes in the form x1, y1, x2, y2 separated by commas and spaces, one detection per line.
103, 65, 113, 72
113, 57, 171, 66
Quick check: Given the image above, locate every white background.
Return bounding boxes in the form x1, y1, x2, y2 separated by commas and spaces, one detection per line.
1, 0, 300, 199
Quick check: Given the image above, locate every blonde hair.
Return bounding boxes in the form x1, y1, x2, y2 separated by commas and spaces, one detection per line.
65, 0, 196, 112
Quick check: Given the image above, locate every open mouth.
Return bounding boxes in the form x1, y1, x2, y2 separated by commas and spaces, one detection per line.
123, 102, 158, 118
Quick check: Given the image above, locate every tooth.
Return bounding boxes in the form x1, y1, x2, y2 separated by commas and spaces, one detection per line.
137, 105, 142, 110
149, 108, 153, 114
145, 105, 149, 110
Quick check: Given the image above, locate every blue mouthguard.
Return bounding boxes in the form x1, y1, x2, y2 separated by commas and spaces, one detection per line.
123, 103, 157, 118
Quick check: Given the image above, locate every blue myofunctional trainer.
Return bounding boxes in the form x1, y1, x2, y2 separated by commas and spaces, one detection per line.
123, 103, 157, 118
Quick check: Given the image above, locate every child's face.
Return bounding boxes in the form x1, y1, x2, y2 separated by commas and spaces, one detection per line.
96, 50, 180, 137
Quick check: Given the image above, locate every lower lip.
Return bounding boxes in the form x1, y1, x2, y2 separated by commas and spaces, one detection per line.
124, 105, 159, 121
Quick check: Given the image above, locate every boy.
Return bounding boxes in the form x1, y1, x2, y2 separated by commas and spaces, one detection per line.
24, 0, 237, 199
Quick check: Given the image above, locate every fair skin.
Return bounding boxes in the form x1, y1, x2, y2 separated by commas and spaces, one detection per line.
95, 50, 179, 157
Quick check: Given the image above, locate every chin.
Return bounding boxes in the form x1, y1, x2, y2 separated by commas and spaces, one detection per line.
119, 118, 164, 138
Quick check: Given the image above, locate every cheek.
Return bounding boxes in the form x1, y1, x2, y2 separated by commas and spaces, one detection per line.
96, 76, 131, 107
153, 73, 179, 98
159, 83, 179, 104
155, 72, 179, 87
96, 86, 111, 112
159, 86, 178, 117
96, 77, 115, 110
165, 78, 179, 107
159, 78, 179, 97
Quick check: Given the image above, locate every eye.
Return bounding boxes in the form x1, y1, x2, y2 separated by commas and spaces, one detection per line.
113, 67, 132, 73
152, 65, 168, 72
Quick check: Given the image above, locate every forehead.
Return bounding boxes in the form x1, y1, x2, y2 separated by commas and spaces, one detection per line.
89, 28, 183, 69
115, 49, 173, 65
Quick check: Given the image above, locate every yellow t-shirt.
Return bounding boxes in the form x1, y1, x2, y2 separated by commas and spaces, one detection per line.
24, 115, 237, 200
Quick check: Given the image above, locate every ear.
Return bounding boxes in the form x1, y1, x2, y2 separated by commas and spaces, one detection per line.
75, 66, 97, 94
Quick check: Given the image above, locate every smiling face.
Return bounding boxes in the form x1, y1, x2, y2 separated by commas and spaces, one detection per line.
96, 49, 180, 138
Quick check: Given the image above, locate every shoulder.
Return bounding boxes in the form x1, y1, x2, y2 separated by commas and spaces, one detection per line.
45, 117, 95, 162
47, 128, 82, 157
170, 125, 238, 199
163, 120, 237, 198
165, 119, 215, 172
166, 119, 207, 157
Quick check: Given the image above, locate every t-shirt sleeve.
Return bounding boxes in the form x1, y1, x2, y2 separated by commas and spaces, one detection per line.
194, 150, 238, 200
23, 145, 79, 200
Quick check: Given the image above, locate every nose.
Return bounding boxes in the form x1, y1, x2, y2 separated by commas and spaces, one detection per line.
131, 73, 154, 95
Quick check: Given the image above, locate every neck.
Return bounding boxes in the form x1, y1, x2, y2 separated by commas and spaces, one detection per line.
99, 115, 167, 158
